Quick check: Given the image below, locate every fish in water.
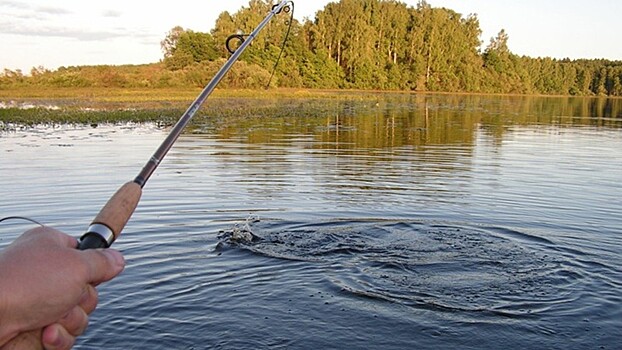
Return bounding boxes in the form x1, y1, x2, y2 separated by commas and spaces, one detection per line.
216, 218, 263, 250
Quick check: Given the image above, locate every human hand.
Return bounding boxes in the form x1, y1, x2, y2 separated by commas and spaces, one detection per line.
0, 226, 125, 349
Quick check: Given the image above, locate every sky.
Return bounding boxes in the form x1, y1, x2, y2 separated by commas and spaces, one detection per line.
1, 0, 620, 73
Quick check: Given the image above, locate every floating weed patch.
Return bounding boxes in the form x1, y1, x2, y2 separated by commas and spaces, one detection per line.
0, 87, 397, 132
0, 96, 367, 130
0, 107, 183, 127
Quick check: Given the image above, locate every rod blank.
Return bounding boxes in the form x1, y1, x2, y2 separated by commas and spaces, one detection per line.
77, 0, 292, 250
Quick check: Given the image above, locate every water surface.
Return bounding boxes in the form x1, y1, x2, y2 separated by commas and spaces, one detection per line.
1, 94, 621, 349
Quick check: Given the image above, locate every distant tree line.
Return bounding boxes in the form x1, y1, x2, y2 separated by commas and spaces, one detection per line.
2, 0, 621, 96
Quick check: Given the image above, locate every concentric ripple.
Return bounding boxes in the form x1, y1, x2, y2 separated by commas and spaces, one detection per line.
219, 219, 579, 319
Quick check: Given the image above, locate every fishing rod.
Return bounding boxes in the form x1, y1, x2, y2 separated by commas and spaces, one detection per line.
0, 4, 294, 349
78, 0, 293, 250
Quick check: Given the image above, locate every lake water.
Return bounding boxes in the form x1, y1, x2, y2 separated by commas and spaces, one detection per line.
1, 94, 621, 349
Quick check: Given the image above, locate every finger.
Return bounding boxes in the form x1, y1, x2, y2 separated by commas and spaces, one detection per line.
78, 249, 125, 285
57, 307, 88, 337
78, 284, 99, 315
41, 324, 75, 350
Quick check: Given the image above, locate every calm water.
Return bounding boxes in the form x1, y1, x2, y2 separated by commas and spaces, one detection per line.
1, 94, 621, 349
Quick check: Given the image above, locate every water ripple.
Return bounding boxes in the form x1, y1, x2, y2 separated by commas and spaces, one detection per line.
218, 218, 588, 322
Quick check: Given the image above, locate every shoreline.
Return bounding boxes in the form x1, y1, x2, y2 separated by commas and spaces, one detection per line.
1, 87, 620, 103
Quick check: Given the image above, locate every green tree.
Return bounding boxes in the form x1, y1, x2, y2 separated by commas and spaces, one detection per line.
483, 29, 511, 74
163, 29, 219, 70
7, 0, 622, 95
161, 26, 185, 58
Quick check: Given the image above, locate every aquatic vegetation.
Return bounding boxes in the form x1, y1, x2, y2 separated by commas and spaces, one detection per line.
0, 106, 180, 129
0, 87, 386, 129
1, 88, 621, 132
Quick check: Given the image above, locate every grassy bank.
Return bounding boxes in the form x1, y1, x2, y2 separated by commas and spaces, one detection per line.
0, 87, 389, 104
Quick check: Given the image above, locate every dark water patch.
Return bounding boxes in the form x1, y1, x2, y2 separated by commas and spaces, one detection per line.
217, 218, 583, 321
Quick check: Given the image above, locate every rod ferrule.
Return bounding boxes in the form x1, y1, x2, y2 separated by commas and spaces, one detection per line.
83, 223, 115, 246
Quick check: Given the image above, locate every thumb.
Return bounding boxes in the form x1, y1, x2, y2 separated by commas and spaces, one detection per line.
79, 249, 125, 285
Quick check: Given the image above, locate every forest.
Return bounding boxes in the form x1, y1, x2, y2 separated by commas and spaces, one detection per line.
2, 0, 621, 96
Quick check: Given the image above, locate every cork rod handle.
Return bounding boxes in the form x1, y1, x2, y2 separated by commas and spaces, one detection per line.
78, 181, 142, 250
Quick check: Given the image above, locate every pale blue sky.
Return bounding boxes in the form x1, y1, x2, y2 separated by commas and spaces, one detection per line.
1, 0, 619, 72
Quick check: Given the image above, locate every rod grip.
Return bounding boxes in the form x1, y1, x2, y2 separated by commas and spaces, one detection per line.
78, 181, 142, 249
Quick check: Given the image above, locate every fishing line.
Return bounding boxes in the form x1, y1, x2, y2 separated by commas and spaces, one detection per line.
76, 0, 293, 250
3, 3, 292, 251
0, 216, 44, 227
266, 1, 295, 89
225, 2, 294, 89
